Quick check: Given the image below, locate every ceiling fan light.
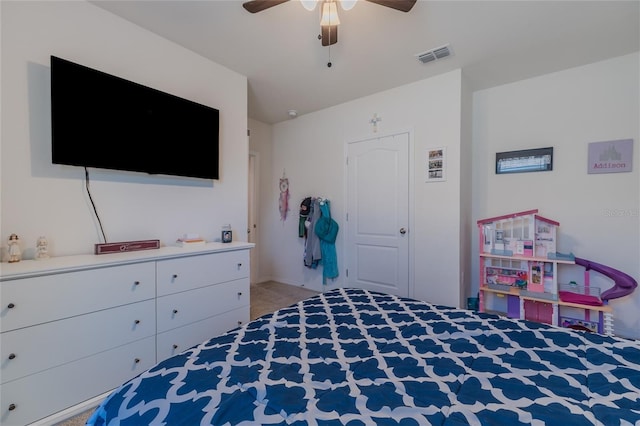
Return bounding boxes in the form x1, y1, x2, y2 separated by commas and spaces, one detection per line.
320, 1, 340, 26
339, 0, 357, 11
300, 0, 318, 11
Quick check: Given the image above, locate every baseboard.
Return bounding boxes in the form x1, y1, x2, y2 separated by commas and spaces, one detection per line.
29, 391, 110, 426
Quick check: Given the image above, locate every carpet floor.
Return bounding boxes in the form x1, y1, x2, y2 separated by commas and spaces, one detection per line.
55, 281, 319, 426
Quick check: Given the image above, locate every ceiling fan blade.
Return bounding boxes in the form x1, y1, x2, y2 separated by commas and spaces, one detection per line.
365, 0, 417, 13
321, 25, 338, 46
242, 0, 290, 13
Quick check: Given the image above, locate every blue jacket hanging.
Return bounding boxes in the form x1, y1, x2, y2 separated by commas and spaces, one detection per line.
314, 200, 339, 283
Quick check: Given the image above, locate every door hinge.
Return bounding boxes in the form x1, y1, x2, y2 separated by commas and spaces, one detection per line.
346, 269, 349, 278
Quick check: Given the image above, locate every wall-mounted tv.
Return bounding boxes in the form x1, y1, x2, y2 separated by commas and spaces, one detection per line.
51, 55, 219, 180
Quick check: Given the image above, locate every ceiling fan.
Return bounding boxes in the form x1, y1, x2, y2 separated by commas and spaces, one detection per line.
242, 0, 417, 47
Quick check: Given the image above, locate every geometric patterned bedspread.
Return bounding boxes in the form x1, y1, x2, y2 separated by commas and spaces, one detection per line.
87, 288, 640, 426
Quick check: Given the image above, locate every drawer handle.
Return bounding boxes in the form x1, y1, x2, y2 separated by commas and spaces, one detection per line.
237, 292, 243, 296
7, 303, 15, 309
237, 263, 242, 269
134, 358, 140, 364
134, 281, 140, 286
134, 320, 141, 324
8, 403, 16, 411
173, 344, 178, 349
173, 309, 179, 314
8, 353, 16, 360
172, 274, 178, 279
237, 320, 242, 326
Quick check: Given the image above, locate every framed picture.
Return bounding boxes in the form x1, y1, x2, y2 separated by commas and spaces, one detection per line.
496, 147, 553, 174
426, 147, 446, 182
587, 139, 633, 174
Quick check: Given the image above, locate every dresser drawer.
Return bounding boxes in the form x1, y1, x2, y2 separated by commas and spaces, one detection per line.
1, 299, 155, 384
1, 262, 155, 332
157, 305, 249, 361
157, 250, 249, 296
157, 278, 249, 333
0, 336, 155, 426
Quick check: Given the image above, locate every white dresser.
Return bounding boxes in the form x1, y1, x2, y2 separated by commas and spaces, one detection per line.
0, 242, 252, 425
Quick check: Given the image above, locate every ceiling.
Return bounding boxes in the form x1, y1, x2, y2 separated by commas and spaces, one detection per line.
91, 0, 639, 124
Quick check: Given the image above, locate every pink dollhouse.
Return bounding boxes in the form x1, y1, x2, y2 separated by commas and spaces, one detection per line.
477, 209, 636, 336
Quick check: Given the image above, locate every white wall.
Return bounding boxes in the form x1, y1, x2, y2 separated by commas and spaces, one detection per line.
1, 1, 248, 258
259, 70, 469, 308
472, 53, 640, 339
459, 73, 474, 306
251, 53, 638, 339
248, 118, 274, 283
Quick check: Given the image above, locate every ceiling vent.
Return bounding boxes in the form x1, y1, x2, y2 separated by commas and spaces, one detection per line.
415, 44, 452, 64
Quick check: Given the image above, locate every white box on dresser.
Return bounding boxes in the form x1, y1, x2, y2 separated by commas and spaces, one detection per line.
0, 242, 253, 425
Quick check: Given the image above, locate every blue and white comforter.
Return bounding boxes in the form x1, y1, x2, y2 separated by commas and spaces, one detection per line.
87, 288, 640, 425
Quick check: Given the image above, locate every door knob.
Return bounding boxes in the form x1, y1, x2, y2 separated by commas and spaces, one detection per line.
399, 228, 407, 235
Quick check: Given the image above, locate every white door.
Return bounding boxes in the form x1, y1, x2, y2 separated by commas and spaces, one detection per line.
248, 152, 258, 284
345, 132, 410, 297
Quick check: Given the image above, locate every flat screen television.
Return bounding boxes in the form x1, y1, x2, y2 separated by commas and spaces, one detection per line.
51, 55, 220, 180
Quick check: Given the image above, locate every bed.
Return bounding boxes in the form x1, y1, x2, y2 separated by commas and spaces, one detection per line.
87, 288, 640, 425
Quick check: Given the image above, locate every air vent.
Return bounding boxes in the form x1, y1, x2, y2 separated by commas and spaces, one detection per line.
415, 44, 452, 64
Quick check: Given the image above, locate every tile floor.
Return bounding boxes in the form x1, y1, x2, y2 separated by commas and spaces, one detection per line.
250, 280, 319, 319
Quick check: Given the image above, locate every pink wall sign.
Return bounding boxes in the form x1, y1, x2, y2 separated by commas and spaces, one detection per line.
587, 139, 633, 174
